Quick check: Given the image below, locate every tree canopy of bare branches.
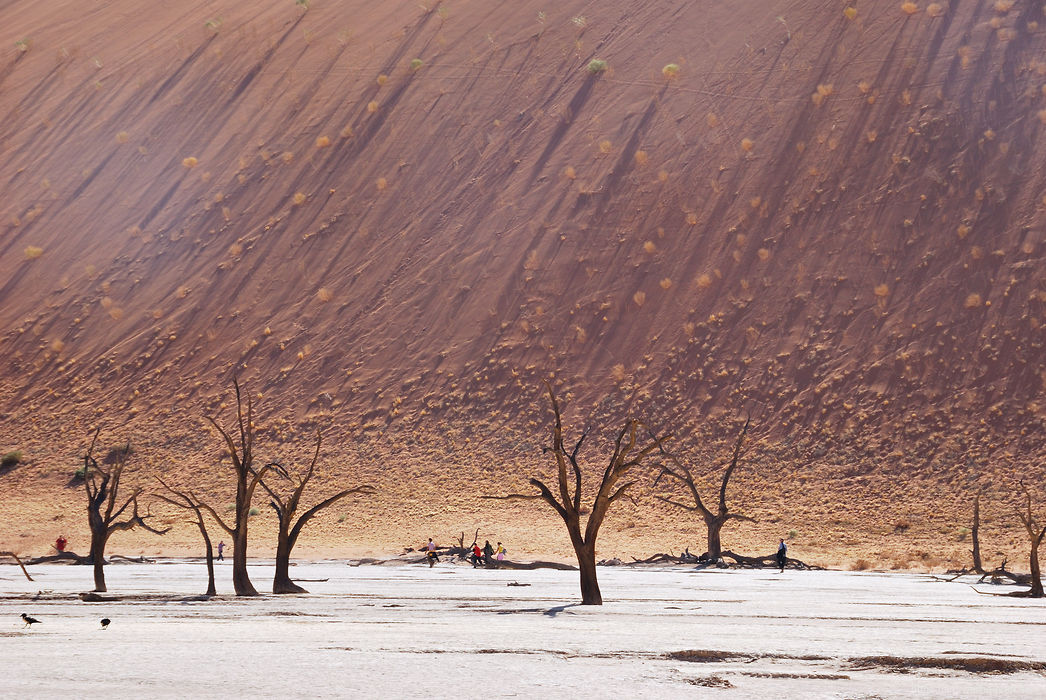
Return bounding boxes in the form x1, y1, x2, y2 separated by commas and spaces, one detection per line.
486, 382, 669, 605
82, 430, 168, 592
653, 417, 753, 561
260, 429, 374, 593
197, 379, 283, 596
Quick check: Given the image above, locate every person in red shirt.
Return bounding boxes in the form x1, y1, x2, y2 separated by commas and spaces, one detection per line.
55, 536, 67, 553
471, 543, 484, 568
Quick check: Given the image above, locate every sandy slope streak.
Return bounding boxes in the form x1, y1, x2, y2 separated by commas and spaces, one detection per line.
0, 1, 1044, 562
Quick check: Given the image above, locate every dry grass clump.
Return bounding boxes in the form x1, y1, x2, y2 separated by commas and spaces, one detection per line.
643, 241, 657, 254
696, 273, 712, 289
633, 291, 646, 306
957, 224, 971, 238
564, 165, 576, 180
926, 3, 944, 17
706, 113, 719, 128
901, 2, 919, 15
376, 177, 388, 191
409, 58, 424, 71
24, 245, 44, 260
182, 156, 198, 168
367, 101, 378, 113
315, 136, 330, 148
740, 137, 754, 152
634, 150, 648, 165
844, 6, 857, 20
874, 283, 889, 297
115, 131, 130, 143
850, 558, 871, 571
993, 0, 1013, 12
659, 278, 673, 290
964, 293, 983, 308
292, 192, 307, 205
317, 287, 332, 302
662, 63, 680, 78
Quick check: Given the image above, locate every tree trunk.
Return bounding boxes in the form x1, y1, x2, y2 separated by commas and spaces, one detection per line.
89, 524, 108, 593
572, 542, 601, 605
273, 526, 307, 594
971, 495, 984, 574
231, 522, 257, 596
705, 516, 724, 561
203, 534, 216, 597
1030, 537, 1044, 598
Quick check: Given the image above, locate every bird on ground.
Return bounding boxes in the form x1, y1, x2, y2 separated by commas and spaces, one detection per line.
21, 613, 41, 628
100, 618, 110, 630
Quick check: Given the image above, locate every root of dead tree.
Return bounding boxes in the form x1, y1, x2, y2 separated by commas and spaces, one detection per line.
0, 551, 34, 580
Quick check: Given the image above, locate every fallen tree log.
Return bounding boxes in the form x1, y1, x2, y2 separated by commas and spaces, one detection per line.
720, 550, 822, 570
27, 551, 92, 565
493, 560, 577, 571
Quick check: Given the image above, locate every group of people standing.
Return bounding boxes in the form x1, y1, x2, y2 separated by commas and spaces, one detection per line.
470, 540, 506, 568
423, 538, 506, 568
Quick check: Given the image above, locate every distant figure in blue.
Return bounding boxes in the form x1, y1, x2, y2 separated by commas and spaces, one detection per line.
776, 539, 787, 573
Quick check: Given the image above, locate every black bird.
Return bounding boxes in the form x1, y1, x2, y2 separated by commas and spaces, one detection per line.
21, 613, 41, 628
100, 618, 110, 630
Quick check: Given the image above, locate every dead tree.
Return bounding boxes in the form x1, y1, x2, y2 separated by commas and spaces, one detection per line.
486, 382, 668, 605
653, 417, 753, 561
259, 429, 374, 593
154, 477, 218, 596
971, 492, 985, 575
197, 379, 283, 596
82, 431, 168, 592
1016, 482, 1045, 598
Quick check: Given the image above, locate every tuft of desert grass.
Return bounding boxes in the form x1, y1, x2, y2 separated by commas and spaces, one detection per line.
634, 150, 648, 166
633, 291, 646, 306
182, 156, 198, 168
926, 3, 944, 17
24, 246, 44, 260
292, 192, 307, 205
315, 136, 330, 148
844, 6, 857, 20
662, 63, 680, 78
964, 293, 982, 308
740, 137, 754, 152
901, 2, 919, 15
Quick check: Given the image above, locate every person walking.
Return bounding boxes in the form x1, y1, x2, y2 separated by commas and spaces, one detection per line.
426, 538, 440, 567
776, 538, 787, 573
482, 540, 494, 567
217, 541, 225, 561
470, 542, 484, 568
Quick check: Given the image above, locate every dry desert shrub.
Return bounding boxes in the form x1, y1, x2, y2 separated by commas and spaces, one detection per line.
24, 245, 44, 259
634, 150, 648, 165
740, 137, 754, 152
643, 241, 657, 253
564, 165, 576, 179
901, 2, 919, 15
660, 278, 672, 290
662, 63, 680, 78
633, 291, 646, 306
964, 293, 983, 308
844, 6, 857, 20
315, 136, 331, 148
850, 558, 871, 571
182, 156, 198, 168
587, 59, 608, 74
292, 192, 306, 205
926, 3, 944, 17
317, 288, 332, 303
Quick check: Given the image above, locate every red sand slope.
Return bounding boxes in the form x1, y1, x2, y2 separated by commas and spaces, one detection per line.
1, 1, 1044, 564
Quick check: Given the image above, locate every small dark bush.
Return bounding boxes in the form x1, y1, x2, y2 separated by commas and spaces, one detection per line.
1, 450, 23, 468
